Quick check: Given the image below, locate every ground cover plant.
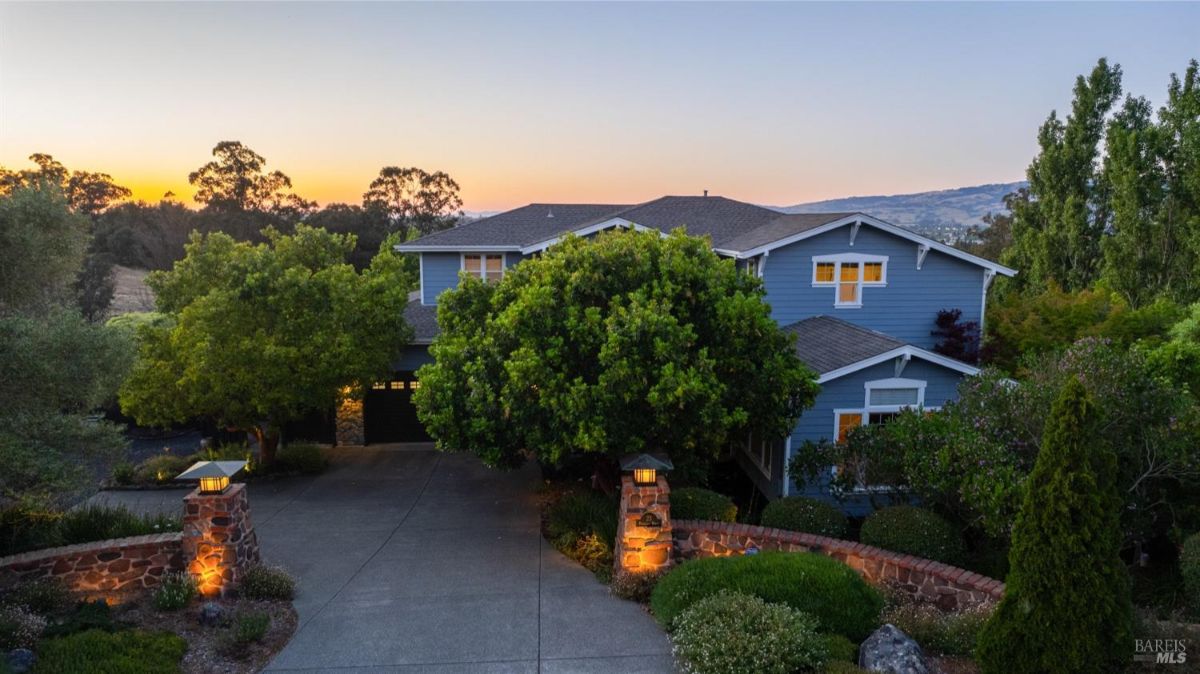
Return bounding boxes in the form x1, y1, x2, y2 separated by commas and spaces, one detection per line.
650, 551, 883, 641
33, 628, 188, 674
669, 487, 737, 522
670, 591, 829, 674
760, 496, 849, 538
239, 565, 297, 601
544, 490, 619, 580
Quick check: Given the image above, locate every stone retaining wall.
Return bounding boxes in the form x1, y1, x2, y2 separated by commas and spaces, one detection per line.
0, 533, 184, 601
673, 520, 1003, 611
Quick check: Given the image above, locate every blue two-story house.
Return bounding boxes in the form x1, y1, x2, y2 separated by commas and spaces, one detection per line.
378, 195, 1015, 503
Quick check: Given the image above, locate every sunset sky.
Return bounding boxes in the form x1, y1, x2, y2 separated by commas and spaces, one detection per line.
2, 2, 1197, 212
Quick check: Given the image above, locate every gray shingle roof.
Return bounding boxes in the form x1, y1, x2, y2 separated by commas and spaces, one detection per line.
398, 203, 631, 248
782, 316, 905, 375
396, 195, 853, 254
403, 300, 439, 344
715, 212, 856, 252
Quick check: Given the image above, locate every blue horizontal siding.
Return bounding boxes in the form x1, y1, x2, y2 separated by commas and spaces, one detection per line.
762, 225, 985, 348
420, 252, 526, 305
786, 357, 966, 514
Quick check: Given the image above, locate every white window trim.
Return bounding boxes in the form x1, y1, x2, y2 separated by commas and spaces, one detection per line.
460, 252, 507, 282
811, 253, 888, 309
863, 377, 926, 409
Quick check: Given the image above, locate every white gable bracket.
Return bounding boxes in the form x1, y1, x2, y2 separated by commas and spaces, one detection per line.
916, 244, 930, 270
849, 220, 862, 247
758, 251, 769, 278
894, 352, 911, 378
983, 269, 997, 290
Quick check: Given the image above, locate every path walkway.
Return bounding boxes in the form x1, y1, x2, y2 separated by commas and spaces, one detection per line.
91, 445, 674, 673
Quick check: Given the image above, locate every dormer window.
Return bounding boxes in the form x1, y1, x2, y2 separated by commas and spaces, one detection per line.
812, 253, 888, 308
463, 253, 505, 283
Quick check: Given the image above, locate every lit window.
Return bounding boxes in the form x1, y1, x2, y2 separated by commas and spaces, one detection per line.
390, 381, 404, 390
812, 255, 886, 308
836, 412, 863, 444
409, 380, 421, 390
838, 263, 860, 305
371, 382, 387, 390
464, 254, 505, 283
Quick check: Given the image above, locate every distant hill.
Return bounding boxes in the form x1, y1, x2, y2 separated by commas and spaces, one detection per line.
778, 182, 1026, 242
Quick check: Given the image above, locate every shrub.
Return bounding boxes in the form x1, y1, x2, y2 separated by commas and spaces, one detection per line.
671, 591, 828, 674
670, 488, 737, 523
650, 551, 884, 640
859, 506, 965, 566
57, 504, 181, 545
882, 600, 991, 657
3, 577, 72, 616
761, 497, 849, 538
240, 564, 297, 601
822, 633, 857, 662
227, 610, 270, 649
42, 600, 120, 639
275, 443, 328, 475
546, 491, 618, 548
133, 453, 194, 485
0, 504, 63, 556
152, 571, 197, 611
1182, 532, 1200, 615
111, 462, 136, 486
0, 604, 46, 650
976, 379, 1133, 674
610, 570, 665, 603
35, 628, 187, 674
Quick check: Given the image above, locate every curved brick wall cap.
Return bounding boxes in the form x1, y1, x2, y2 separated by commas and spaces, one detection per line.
672, 519, 1004, 611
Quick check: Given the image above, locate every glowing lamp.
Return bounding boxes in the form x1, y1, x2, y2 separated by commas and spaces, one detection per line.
620, 453, 674, 486
176, 460, 247, 495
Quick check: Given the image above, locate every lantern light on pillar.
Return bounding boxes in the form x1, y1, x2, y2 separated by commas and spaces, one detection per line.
620, 453, 674, 486
176, 460, 247, 495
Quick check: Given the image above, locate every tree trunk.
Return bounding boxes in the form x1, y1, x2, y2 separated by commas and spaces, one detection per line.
252, 426, 281, 467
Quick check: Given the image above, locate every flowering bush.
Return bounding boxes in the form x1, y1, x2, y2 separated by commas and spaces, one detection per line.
792, 339, 1200, 543
152, 571, 197, 611
670, 591, 828, 674
882, 599, 992, 657
0, 603, 47, 650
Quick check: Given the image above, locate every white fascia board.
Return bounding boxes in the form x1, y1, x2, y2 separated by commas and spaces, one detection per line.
816, 345, 980, 384
394, 244, 523, 252
519, 218, 664, 254
734, 214, 1018, 277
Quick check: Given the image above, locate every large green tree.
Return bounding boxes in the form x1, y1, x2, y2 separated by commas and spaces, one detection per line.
119, 225, 412, 464
976, 379, 1132, 674
414, 229, 819, 480
0, 185, 91, 313
188, 141, 315, 218
361, 166, 463, 239
1005, 59, 1123, 292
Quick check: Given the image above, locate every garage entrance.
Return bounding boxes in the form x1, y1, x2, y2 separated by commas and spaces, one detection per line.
363, 371, 431, 444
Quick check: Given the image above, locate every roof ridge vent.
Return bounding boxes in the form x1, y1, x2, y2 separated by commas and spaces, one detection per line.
547, 208, 554, 218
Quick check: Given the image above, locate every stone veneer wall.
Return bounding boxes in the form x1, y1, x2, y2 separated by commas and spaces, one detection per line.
0, 533, 183, 601
183, 483, 260, 597
615, 475, 673, 574
673, 520, 1003, 611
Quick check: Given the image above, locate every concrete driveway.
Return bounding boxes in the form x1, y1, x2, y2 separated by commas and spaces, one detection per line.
91, 445, 674, 673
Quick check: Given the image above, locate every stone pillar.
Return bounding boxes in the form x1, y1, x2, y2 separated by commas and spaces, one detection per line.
615, 474, 673, 574
181, 483, 260, 597
335, 396, 364, 446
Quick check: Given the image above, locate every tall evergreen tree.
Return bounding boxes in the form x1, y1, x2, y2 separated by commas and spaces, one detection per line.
1005, 59, 1122, 292
976, 378, 1132, 674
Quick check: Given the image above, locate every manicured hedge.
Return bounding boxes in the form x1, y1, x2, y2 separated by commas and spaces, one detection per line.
670, 487, 737, 523
671, 591, 828, 674
760, 496, 848, 538
650, 551, 883, 640
859, 506, 965, 566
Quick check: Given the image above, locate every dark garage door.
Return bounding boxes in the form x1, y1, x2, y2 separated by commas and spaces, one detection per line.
364, 372, 431, 444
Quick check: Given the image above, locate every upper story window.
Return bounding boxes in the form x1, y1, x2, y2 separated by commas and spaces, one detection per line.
463, 253, 505, 283
812, 253, 888, 308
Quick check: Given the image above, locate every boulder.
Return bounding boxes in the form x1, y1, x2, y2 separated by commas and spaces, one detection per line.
858, 624, 928, 674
